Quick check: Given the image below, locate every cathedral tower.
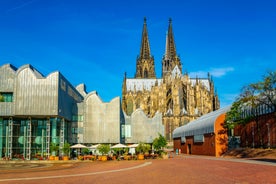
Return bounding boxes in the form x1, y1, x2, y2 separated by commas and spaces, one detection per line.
122, 18, 220, 142
162, 18, 182, 77
135, 17, 156, 79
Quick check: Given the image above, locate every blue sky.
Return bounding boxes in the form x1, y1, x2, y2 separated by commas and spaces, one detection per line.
0, 0, 275, 107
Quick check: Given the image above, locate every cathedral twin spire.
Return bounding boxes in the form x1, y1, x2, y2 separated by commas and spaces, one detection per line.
135, 17, 182, 79
139, 17, 151, 60
164, 18, 177, 61
162, 18, 182, 77
135, 17, 156, 79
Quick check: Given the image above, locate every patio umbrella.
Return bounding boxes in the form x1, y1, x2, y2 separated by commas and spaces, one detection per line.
128, 143, 139, 148
89, 144, 100, 149
70, 143, 87, 148
111, 143, 127, 157
111, 143, 127, 148
128, 144, 139, 155
70, 143, 87, 157
89, 144, 100, 155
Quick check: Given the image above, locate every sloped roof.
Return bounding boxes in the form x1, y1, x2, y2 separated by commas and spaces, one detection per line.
173, 106, 231, 138
126, 78, 162, 91
190, 78, 210, 91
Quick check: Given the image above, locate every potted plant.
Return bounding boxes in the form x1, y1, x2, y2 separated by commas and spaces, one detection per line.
98, 144, 110, 161
136, 143, 151, 160
62, 142, 70, 161
82, 148, 90, 156
50, 142, 59, 160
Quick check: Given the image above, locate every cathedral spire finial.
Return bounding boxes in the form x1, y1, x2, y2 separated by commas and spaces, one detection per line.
139, 17, 151, 59
166, 18, 176, 59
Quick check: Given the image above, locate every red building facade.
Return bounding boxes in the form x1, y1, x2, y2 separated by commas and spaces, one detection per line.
234, 112, 276, 148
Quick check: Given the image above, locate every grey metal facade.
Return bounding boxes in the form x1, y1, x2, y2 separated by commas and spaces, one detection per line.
0, 64, 83, 160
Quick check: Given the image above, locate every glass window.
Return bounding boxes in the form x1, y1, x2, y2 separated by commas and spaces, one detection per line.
0, 93, 13, 102
72, 127, 78, 134
72, 115, 83, 122
194, 134, 204, 143
125, 125, 131, 138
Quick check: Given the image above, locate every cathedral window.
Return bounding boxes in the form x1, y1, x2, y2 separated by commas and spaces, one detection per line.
182, 87, 187, 111
144, 69, 148, 78
136, 98, 141, 108
166, 89, 172, 97
167, 98, 173, 113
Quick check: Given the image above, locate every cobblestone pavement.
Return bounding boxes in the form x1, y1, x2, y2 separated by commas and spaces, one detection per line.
0, 155, 275, 184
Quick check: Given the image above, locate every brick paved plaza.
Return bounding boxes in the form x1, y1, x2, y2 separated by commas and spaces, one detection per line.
0, 155, 275, 184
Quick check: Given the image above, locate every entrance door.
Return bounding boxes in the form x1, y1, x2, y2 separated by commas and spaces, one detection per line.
187, 144, 192, 154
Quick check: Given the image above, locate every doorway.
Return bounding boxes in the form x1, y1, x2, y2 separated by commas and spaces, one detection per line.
187, 144, 192, 154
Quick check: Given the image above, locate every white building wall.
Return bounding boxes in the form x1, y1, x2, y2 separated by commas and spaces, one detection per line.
83, 92, 121, 144
124, 109, 164, 143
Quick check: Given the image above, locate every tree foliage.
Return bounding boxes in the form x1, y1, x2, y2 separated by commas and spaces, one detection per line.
253, 71, 276, 111
98, 144, 110, 155
62, 142, 71, 156
50, 142, 59, 156
136, 143, 151, 154
225, 100, 243, 129
152, 133, 167, 151
82, 148, 90, 155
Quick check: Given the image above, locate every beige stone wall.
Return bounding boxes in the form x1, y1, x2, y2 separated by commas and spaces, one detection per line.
124, 109, 163, 143
83, 92, 121, 144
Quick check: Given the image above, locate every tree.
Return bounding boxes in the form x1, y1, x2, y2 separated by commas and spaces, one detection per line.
252, 71, 276, 111
152, 133, 167, 153
98, 144, 110, 155
62, 142, 71, 156
136, 143, 151, 154
225, 70, 276, 147
50, 142, 59, 156
82, 148, 90, 155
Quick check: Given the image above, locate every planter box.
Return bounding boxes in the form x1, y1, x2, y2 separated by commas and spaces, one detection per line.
101, 155, 108, 161
162, 154, 168, 159
138, 154, 144, 160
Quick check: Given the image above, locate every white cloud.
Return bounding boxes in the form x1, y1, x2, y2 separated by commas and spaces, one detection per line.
189, 67, 234, 78
209, 67, 234, 77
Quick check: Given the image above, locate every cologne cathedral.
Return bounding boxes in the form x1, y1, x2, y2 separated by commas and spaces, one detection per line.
122, 18, 220, 141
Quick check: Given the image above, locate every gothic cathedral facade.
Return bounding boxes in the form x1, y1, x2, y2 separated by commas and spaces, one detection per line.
122, 18, 220, 142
